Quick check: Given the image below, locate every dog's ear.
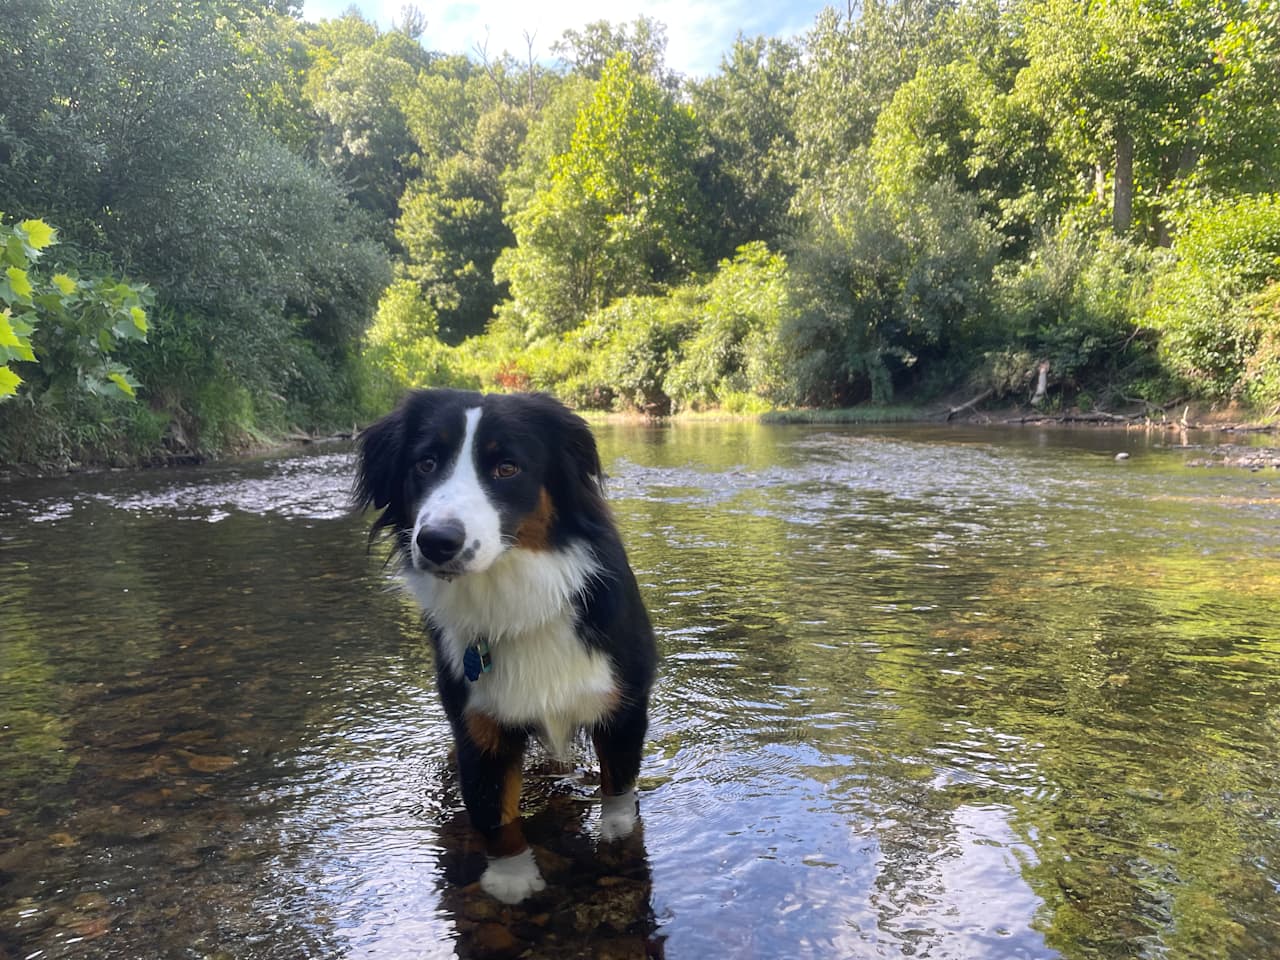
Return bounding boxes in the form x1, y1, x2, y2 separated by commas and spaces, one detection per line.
530, 393, 606, 516
353, 403, 406, 512
562, 408, 604, 498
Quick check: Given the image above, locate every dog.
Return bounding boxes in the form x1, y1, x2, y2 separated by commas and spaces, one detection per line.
354, 389, 657, 903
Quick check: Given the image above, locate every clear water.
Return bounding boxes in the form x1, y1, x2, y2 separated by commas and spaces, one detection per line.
2, 422, 1279, 959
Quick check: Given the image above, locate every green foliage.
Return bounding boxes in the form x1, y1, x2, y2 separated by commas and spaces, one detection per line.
0, 215, 150, 403
303, 13, 426, 227
496, 53, 706, 337
1146, 194, 1280, 398
397, 101, 525, 341
783, 177, 1000, 405
0, 0, 390, 465
1014, 0, 1264, 238
989, 219, 1160, 400
1242, 282, 1280, 407
552, 16, 675, 87
3, 0, 1278, 466
689, 36, 799, 256
568, 295, 697, 413
361, 279, 474, 393
664, 243, 792, 410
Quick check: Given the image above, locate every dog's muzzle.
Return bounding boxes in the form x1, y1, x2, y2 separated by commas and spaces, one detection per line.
415, 520, 467, 569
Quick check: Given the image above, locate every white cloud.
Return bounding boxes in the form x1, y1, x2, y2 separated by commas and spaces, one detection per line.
302, 0, 826, 77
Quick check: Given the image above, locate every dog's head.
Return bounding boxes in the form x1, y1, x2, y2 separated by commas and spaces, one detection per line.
354, 389, 607, 578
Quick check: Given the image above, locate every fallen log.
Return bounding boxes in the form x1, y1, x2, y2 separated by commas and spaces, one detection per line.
944, 388, 995, 421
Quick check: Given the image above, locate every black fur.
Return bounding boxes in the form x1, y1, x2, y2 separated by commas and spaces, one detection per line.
354, 389, 658, 880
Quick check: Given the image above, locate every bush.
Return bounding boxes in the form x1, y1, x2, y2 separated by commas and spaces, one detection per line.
361, 279, 473, 393
663, 243, 792, 410
781, 176, 998, 405
1, 215, 150, 403
1242, 282, 1280, 408
568, 296, 696, 413
1146, 195, 1280, 399
988, 218, 1160, 401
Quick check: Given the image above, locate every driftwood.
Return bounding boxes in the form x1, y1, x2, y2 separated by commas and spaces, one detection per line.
944, 388, 995, 421
1005, 411, 1145, 425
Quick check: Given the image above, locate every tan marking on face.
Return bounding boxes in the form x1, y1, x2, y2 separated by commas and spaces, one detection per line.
514, 487, 556, 551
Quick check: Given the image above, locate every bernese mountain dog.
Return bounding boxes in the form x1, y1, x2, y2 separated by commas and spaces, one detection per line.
353, 389, 657, 903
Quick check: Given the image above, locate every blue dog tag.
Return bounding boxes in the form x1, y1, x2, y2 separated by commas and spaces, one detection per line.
463, 640, 492, 682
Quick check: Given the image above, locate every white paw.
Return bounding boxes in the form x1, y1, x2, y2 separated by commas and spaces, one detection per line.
599, 788, 639, 841
479, 847, 546, 904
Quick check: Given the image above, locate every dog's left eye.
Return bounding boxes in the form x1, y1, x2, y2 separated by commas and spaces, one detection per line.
416, 456, 438, 475
492, 461, 520, 479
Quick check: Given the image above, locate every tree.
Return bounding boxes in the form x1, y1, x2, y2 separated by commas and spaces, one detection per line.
552, 16, 675, 87
690, 35, 799, 257
0, 0, 390, 459
1016, 0, 1257, 241
398, 147, 517, 342
790, 0, 949, 195
495, 54, 706, 337
870, 58, 1066, 251
304, 15, 427, 228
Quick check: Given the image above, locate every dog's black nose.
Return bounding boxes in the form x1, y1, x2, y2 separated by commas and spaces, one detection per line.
416, 521, 466, 565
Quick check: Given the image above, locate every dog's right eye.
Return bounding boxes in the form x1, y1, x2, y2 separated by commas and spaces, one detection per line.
416, 456, 438, 475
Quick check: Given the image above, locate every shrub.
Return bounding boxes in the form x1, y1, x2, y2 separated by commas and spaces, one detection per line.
569, 296, 696, 413
663, 243, 792, 410
781, 176, 998, 405
1146, 195, 1280, 399
361, 279, 473, 392
1242, 282, 1280, 408
1, 215, 150, 403
988, 218, 1160, 401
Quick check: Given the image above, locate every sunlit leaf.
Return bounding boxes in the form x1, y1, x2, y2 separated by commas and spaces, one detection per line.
0, 314, 21, 349
19, 219, 56, 250
5, 266, 32, 300
130, 305, 148, 333
107, 372, 136, 399
0, 314, 36, 362
0, 366, 21, 398
51, 273, 78, 296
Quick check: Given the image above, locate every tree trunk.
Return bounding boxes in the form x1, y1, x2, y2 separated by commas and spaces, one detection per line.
1031, 360, 1050, 406
1155, 143, 1198, 246
1113, 126, 1134, 235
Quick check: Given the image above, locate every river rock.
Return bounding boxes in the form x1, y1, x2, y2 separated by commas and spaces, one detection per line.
468, 921, 523, 958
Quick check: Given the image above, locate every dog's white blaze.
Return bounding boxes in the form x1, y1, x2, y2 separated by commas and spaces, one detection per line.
411, 406, 504, 573
406, 542, 616, 758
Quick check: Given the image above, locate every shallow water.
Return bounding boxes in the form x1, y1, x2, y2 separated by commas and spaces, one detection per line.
2, 423, 1279, 959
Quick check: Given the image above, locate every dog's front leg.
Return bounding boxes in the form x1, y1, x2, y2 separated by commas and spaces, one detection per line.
456, 711, 543, 903
592, 700, 648, 841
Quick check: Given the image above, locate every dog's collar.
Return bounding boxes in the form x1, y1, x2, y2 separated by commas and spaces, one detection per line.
463, 638, 493, 682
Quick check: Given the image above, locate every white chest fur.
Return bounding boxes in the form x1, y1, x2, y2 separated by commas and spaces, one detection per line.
404, 543, 616, 756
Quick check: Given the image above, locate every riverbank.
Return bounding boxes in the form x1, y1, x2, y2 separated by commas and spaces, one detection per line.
4, 398, 1277, 480
764, 398, 1278, 433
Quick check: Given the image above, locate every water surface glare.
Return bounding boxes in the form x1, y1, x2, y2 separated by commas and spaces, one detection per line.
2, 422, 1280, 959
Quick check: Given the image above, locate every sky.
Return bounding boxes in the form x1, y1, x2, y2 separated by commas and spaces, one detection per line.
300, 1, 834, 77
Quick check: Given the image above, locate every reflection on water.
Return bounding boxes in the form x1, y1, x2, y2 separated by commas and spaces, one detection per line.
3, 425, 1280, 959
